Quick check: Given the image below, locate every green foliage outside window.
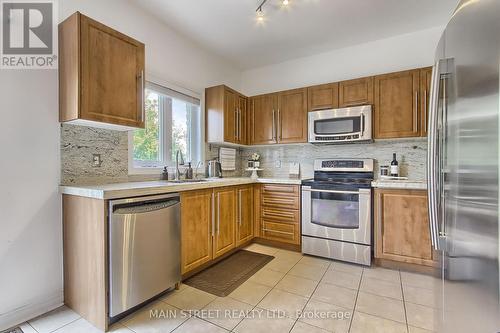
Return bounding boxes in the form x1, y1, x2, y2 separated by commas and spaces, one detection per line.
133, 91, 160, 161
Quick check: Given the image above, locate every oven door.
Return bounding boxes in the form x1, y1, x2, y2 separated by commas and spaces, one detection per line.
308, 106, 372, 143
301, 186, 371, 245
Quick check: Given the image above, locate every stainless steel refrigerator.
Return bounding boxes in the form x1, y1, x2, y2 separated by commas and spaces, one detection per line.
428, 0, 500, 332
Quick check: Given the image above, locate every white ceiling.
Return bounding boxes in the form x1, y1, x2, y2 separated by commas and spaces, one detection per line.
131, 0, 458, 70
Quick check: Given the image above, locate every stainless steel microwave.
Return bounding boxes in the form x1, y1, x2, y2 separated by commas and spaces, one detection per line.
308, 105, 372, 144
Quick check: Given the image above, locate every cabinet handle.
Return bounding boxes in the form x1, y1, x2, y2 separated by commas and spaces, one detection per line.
217, 192, 220, 235
234, 108, 238, 141
414, 90, 419, 133
211, 192, 215, 237
277, 108, 281, 142
139, 70, 145, 122
237, 108, 241, 141
238, 190, 242, 226
272, 109, 276, 142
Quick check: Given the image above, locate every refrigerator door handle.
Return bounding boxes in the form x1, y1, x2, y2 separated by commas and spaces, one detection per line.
427, 60, 441, 250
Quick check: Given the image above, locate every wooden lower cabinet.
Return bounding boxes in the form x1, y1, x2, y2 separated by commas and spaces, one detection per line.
181, 185, 256, 274
258, 184, 301, 245
374, 189, 437, 266
236, 185, 254, 246
213, 187, 237, 258
180, 189, 214, 274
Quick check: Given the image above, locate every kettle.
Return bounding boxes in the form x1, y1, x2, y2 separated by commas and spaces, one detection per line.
206, 159, 222, 178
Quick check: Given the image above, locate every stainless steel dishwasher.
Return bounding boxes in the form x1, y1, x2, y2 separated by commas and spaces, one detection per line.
108, 193, 180, 319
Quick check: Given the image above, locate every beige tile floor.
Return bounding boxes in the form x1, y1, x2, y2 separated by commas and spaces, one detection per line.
16, 244, 439, 333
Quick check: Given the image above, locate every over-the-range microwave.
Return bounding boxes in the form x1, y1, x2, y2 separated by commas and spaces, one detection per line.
308, 105, 372, 144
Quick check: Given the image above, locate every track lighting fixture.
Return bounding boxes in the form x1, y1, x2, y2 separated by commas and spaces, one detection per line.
256, 0, 290, 22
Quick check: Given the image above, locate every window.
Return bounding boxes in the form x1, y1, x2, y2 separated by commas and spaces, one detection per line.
130, 82, 202, 172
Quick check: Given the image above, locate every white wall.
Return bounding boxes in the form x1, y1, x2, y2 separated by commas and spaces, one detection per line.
0, 71, 61, 330
0, 0, 241, 330
241, 26, 444, 96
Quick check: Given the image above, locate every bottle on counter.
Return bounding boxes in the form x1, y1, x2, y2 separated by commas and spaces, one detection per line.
390, 153, 399, 177
185, 162, 193, 179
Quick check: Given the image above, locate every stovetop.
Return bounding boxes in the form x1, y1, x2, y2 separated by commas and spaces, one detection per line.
302, 158, 374, 190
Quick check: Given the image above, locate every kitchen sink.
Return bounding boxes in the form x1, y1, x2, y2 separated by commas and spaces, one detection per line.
166, 179, 208, 183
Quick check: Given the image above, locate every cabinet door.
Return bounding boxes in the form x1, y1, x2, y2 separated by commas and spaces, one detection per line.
80, 15, 145, 128
250, 94, 277, 145
307, 83, 339, 111
420, 67, 432, 137
213, 187, 236, 258
224, 89, 238, 144
180, 189, 213, 274
236, 186, 254, 246
374, 189, 436, 266
278, 88, 308, 143
374, 70, 420, 138
238, 95, 248, 144
339, 77, 374, 107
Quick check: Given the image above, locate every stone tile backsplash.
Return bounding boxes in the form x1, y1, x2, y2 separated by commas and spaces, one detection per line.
61, 124, 243, 185
61, 124, 426, 185
240, 138, 427, 180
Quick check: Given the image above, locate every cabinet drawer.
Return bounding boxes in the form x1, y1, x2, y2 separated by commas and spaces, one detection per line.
262, 184, 299, 195
261, 184, 300, 209
261, 220, 299, 245
262, 207, 299, 223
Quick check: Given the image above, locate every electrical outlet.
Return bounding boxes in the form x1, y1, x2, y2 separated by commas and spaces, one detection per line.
92, 154, 102, 167
275, 160, 282, 168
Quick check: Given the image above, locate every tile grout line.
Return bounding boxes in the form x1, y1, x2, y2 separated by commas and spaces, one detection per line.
230, 248, 303, 332
288, 260, 333, 333
347, 266, 364, 333
399, 270, 410, 333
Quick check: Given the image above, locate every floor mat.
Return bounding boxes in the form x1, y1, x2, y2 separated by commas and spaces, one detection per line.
184, 250, 274, 297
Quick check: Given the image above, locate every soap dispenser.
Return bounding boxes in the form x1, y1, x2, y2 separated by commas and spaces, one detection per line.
162, 166, 169, 180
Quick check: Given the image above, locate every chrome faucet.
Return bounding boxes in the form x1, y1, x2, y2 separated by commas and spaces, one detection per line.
175, 150, 185, 180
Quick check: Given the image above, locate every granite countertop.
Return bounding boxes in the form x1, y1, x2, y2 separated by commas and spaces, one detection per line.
60, 177, 303, 200
371, 179, 427, 190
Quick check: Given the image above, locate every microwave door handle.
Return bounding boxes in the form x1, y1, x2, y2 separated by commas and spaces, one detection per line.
360, 113, 365, 137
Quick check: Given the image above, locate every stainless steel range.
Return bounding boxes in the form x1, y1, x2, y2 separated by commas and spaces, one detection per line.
301, 159, 374, 266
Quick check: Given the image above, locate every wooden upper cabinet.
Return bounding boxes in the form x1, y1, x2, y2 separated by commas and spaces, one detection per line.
213, 187, 237, 259
277, 88, 308, 143
374, 69, 421, 139
206, 85, 247, 145
59, 12, 145, 129
250, 94, 278, 145
180, 189, 213, 274
224, 89, 238, 143
420, 67, 432, 137
236, 185, 254, 246
339, 77, 374, 107
307, 83, 339, 111
374, 189, 437, 267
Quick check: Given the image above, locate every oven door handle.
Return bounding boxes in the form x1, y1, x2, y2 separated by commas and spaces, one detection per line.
302, 188, 362, 195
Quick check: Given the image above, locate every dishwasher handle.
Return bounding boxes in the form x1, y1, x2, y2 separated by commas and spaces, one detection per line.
112, 198, 179, 215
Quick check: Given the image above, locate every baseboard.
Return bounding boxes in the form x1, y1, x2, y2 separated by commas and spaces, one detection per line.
0, 290, 64, 331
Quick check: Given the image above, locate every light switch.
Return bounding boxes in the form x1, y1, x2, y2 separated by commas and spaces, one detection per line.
275, 160, 281, 168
